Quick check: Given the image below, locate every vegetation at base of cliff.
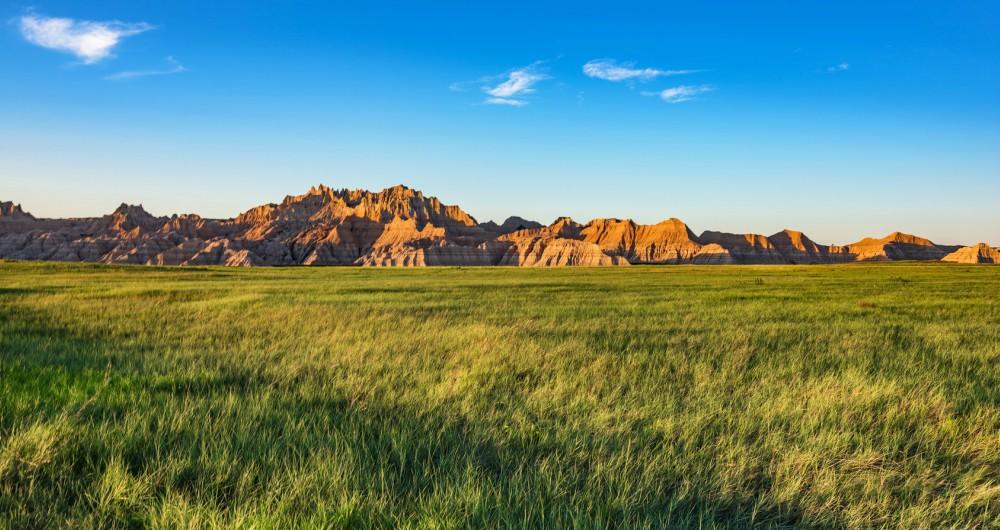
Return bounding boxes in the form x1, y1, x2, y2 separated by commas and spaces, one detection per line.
1, 262, 998, 529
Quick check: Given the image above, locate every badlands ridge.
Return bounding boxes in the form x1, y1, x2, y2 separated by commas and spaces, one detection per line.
0, 185, 995, 266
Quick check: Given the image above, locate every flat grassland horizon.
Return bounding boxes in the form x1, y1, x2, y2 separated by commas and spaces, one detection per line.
1, 261, 998, 528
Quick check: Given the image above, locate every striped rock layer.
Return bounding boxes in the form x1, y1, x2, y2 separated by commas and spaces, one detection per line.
0, 187, 981, 267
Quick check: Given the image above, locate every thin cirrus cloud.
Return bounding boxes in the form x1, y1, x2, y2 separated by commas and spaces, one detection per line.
452, 62, 550, 107
643, 84, 715, 103
484, 97, 527, 107
18, 14, 153, 64
105, 56, 187, 80
583, 59, 699, 82
827, 62, 850, 72
482, 64, 549, 106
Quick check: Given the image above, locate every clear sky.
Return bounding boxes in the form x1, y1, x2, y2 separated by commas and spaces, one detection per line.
1, 1, 998, 245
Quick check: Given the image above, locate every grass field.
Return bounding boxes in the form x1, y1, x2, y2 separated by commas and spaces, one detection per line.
1, 261, 998, 529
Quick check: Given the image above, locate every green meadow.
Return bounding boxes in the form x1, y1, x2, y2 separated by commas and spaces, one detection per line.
1, 261, 998, 529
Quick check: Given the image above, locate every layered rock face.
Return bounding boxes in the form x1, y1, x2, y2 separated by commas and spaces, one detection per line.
942, 243, 1000, 264
499, 237, 628, 266
768, 229, 852, 264
497, 220, 628, 266
0, 185, 987, 266
577, 218, 704, 263
0, 201, 44, 234
844, 232, 950, 262
698, 231, 787, 264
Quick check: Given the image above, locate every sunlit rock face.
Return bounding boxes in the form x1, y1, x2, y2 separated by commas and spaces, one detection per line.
942, 243, 1000, 264
0, 185, 980, 267
843, 232, 950, 262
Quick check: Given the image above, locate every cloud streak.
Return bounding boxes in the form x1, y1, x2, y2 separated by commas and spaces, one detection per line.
19, 14, 153, 64
485, 69, 544, 98
104, 56, 187, 80
583, 59, 699, 82
827, 62, 850, 72
645, 84, 715, 103
482, 64, 549, 106
484, 97, 527, 107
453, 62, 549, 106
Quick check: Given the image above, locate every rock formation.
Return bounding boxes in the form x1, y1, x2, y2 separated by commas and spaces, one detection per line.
0, 201, 43, 234
497, 219, 627, 266
480, 216, 543, 235
767, 229, 851, 264
0, 184, 988, 266
843, 232, 950, 262
942, 243, 1000, 264
0, 201, 31, 219
698, 231, 787, 264
578, 218, 703, 263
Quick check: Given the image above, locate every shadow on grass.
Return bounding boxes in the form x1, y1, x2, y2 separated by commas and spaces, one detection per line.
0, 304, 836, 529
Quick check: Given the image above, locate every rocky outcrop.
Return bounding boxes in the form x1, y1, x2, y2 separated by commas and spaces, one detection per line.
768, 229, 851, 264
480, 216, 543, 235
698, 231, 787, 264
0, 202, 46, 234
942, 243, 1000, 264
0, 202, 32, 219
97, 204, 163, 236
577, 218, 703, 263
689, 244, 736, 264
844, 232, 948, 261
358, 217, 503, 266
0, 185, 987, 266
499, 236, 628, 267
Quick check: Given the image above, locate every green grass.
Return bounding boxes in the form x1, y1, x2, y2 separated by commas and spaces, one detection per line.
1, 261, 998, 529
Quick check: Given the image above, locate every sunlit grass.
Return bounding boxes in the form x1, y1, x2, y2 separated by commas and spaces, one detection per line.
1, 261, 998, 528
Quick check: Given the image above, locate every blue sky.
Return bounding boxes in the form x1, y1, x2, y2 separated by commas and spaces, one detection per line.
1, 1, 998, 245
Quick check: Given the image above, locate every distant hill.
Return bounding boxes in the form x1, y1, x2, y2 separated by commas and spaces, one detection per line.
0, 185, 989, 266
942, 243, 1000, 264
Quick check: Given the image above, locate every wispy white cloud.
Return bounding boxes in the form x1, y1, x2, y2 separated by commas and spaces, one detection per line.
484, 97, 527, 107
827, 62, 849, 72
645, 84, 715, 103
452, 62, 550, 107
486, 70, 539, 97
18, 14, 153, 64
583, 59, 699, 82
104, 56, 187, 80
482, 64, 549, 105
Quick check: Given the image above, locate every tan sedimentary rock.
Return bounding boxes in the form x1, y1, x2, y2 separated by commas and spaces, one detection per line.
150, 239, 207, 266
180, 240, 253, 266
505, 216, 583, 240
767, 229, 852, 264
845, 232, 948, 261
0, 185, 986, 266
223, 249, 258, 267
100, 238, 178, 265
496, 217, 615, 266
159, 214, 224, 240
93, 204, 164, 237
698, 231, 787, 264
360, 240, 504, 267
689, 244, 736, 264
499, 236, 628, 266
358, 217, 497, 266
942, 243, 1000, 264
577, 218, 703, 263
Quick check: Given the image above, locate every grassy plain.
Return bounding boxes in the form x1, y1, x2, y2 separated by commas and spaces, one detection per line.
1, 261, 998, 528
